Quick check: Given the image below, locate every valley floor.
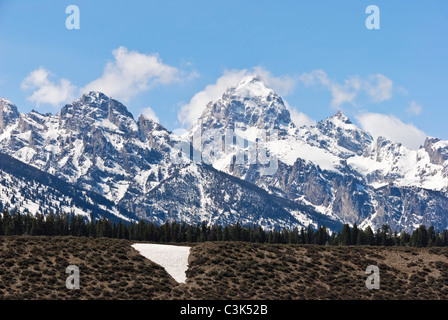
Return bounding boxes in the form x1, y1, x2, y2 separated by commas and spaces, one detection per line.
1, 236, 448, 300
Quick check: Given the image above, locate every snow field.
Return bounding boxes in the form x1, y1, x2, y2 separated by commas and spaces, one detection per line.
131, 243, 191, 283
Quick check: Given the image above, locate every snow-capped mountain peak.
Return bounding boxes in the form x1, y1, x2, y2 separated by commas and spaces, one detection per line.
0, 98, 19, 133
1, 85, 448, 233
64, 91, 134, 119
228, 75, 274, 100
303, 111, 374, 158
80, 91, 110, 103
60, 91, 138, 134
196, 76, 293, 135
0, 97, 17, 107
332, 110, 352, 124
424, 137, 448, 166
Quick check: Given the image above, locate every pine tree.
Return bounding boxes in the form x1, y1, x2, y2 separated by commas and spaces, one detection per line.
12, 212, 23, 235
299, 227, 306, 244
418, 225, 428, 247
208, 225, 217, 242
200, 221, 207, 242
340, 224, 351, 246
442, 230, 448, 247
216, 225, 223, 241
290, 227, 299, 244
411, 225, 428, 247
88, 213, 96, 238
3, 211, 13, 236
378, 225, 390, 246
435, 230, 443, 247
393, 231, 399, 246
356, 228, 367, 245
119, 221, 126, 239
171, 221, 179, 242
304, 225, 312, 244
400, 231, 411, 246
351, 223, 359, 245
179, 222, 187, 242
0, 211, 4, 235
128, 223, 135, 240
30, 218, 38, 236
427, 226, 436, 246
316, 225, 327, 245
186, 224, 195, 242
233, 222, 242, 241
328, 232, 337, 246
45, 212, 55, 236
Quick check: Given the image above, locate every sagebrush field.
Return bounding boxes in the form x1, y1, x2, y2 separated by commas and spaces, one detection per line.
1, 236, 448, 300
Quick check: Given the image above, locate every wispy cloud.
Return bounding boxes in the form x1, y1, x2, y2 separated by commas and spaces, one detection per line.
364, 74, 393, 102
252, 66, 296, 96
299, 70, 394, 108
407, 101, 422, 115
141, 106, 160, 123
21, 67, 76, 107
356, 112, 426, 150
288, 108, 316, 127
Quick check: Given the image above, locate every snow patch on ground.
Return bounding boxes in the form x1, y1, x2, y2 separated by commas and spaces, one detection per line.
131, 244, 191, 283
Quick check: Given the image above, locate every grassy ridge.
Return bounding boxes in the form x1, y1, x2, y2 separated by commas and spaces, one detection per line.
1, 236, 448, 300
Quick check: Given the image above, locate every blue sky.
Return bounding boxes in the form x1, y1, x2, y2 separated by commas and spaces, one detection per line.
0, 0, 447, 147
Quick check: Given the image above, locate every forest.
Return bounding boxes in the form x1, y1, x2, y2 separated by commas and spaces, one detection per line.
1, 210, 447, 247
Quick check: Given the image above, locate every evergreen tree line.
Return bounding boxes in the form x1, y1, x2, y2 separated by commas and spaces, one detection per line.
1, 210, 448, 247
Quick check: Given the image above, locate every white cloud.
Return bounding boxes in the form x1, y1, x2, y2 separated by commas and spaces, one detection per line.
397, 86, 409, 96
252, 66, 296, 96
280, 98, 316, 128
363, 74, 393, 102
178, 67, 298, 127
298, 69, 330, 87
288, 108, 316, 127
407, 101, 422, 115
21, 67, 76, 107
22, 48, 193, 108
299, 70, 394, 108
141, 106, 160, 123
299, 70, 357, 107
356, 112, 426, 150
329, 82, 358, 107
81, 47, 182, 102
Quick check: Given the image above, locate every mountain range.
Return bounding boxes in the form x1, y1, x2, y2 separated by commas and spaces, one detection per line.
1, 76, 448, 232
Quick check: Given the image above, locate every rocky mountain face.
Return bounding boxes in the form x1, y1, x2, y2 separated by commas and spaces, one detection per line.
0, 91, 340, 231
0, 98, 20, 134
196, 76, 293, 134
1, 77, 447, 232
424, 137, 448, 166
0, 152, 131, 222
189, 76, 448, 232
